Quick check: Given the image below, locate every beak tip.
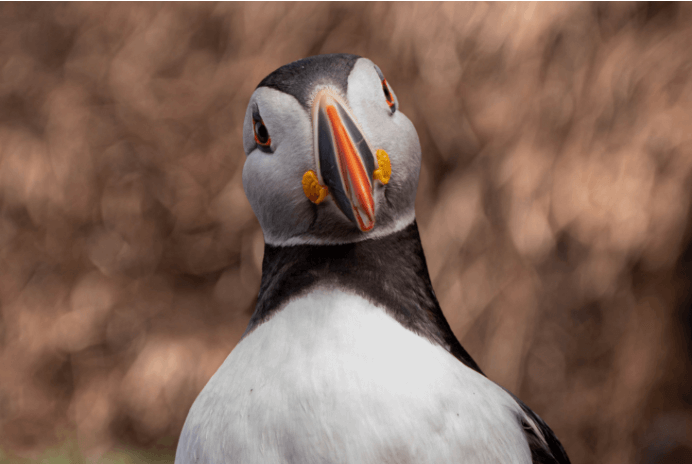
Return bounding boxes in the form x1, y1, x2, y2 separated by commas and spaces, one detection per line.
355, 209, 375, 232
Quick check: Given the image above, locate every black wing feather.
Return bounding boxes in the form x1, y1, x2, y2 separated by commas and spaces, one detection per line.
512, 394, 571, 464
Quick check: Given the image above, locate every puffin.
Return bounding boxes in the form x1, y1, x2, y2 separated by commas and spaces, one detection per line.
175, 53, 570, 464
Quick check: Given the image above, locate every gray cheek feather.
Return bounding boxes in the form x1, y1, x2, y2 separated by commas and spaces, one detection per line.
358, 109, 421, 223
243, 153, 314, 242
391, 114, 422, 210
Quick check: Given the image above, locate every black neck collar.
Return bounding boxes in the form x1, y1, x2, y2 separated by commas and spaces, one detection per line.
245, 221, 483, 375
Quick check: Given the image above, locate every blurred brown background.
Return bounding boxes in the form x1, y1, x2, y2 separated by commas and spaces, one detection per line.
1, 2, 691, 463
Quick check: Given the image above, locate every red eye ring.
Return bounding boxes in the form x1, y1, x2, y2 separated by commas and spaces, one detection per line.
253, 118, 271, 147
381, 78, 395, 111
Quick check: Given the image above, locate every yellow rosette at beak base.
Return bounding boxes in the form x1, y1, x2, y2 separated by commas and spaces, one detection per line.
302, 170, 329, 204
373, 149, 391, 185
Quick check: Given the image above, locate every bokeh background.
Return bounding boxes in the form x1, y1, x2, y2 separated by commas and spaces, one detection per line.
1, 2, 691, 463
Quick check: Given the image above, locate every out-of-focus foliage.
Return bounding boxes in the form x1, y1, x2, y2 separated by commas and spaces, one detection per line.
1, 2, 691, 463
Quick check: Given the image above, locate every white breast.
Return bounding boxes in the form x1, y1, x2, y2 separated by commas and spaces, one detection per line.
176, 286, 532, 464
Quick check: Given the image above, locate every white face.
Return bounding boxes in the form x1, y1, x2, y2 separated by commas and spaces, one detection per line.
242, 57, 422, 246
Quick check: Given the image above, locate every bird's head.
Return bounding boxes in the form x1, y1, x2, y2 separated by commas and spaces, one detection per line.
242, 54, 421, 245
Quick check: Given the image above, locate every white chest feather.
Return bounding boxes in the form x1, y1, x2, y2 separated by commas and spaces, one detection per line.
176, 287, 531, 464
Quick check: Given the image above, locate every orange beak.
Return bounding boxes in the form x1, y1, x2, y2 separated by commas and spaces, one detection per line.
313, 90, 376, 232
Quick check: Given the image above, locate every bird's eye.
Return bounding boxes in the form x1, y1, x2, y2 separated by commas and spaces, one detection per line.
381, 78, 396, 113
253, 117, 271, 147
